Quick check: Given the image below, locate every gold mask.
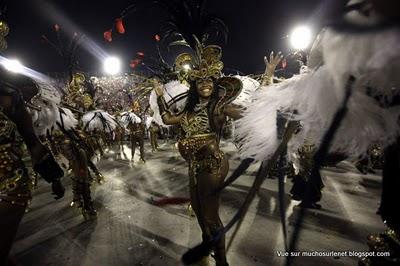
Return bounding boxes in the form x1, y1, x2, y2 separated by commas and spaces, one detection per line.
188, 45, 224, 81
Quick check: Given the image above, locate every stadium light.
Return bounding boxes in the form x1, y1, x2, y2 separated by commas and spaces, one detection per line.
104, 56, 121, 75
290, 25, 312, 50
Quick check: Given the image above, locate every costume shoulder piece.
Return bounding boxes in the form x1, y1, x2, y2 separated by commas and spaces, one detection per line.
215, 76, 243, 109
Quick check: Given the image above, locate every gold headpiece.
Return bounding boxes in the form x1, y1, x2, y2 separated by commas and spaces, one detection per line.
72, 72, 86, 84
68, 72, 85, 93
64, 72, 93, 110
174, 53, 193, 72
174, 43, 224, 82
0, 20, 9, 51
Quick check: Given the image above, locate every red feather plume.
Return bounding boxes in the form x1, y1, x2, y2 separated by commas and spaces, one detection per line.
104, 29, 113, 42
115, 18, 126, 34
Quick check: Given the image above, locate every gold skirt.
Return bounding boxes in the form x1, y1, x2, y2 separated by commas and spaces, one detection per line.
178, 134, 225, 182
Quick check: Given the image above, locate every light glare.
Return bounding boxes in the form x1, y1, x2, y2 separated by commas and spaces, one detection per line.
2, 59, 24, 73
290, 26, 312, 50
104, 57, 121, 75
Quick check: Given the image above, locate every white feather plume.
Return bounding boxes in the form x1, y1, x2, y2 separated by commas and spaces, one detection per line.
30, 101, 59, 137
149, 80, 189, 126
120, 111, 142, 126
232, 75, 260, 105
56, 108, 78, 131
236, 18, 400, 161
82, 110, 119, 132
27, 81, 64, 136
34, 81, 62, 104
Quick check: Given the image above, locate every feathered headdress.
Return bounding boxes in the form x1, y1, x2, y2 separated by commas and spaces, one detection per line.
108, 0, 228, 81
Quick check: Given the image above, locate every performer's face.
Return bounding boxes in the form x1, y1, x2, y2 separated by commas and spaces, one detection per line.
196, 78, 214, 98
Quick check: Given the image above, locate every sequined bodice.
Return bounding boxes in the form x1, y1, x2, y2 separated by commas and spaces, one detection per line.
181, 108, 212, 138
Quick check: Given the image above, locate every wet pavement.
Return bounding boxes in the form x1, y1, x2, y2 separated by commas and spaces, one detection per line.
12, 140, 385, 266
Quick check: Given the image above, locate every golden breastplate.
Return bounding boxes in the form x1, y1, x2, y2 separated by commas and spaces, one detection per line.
181, 108, 211, 138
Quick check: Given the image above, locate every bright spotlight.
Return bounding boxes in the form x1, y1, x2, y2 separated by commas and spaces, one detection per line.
290, 26, 312, 50
104, 56, 121, 75
182, 64, 191, 71
2, 59, 24, 73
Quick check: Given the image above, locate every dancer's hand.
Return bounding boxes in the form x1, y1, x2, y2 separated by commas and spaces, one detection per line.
153, 80, 164, 97
264, 51, 283, 76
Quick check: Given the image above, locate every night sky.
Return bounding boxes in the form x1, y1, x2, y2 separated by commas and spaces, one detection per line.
3, 0, 322, 75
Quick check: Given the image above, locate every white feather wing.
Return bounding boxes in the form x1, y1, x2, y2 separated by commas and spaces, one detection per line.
232, 75, 260, 105
120, 112, 142, 126
82, 110, 118, 132
56, 108, 78, 131
149, 80, 189, 126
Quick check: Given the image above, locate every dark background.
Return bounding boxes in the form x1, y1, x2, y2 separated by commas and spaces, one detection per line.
2, 0, 322, 75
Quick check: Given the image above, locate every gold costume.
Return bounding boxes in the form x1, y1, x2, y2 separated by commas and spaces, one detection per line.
63, 73, 93, 112
178, 108, 225, 184
0, 111, 31, 206
45, 72, 101, 218
157, 42, 242, 266
148, 122, 160, 152
128, 101, 146, 162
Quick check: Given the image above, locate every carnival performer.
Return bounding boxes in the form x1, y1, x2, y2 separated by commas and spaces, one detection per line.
153, 49, 284, 265
273, 54, 324, 208
82, 108, 119, 154
113, 112, 126, 156
110, 0, 280, 263
0, 14, 65, 263
29, 80, 99, 219
289, 140, 323, 209
49, 108, 98, 218
146, 116, 161, 152
42, 25, 108, 163
121, 101, 146, 162
153, 39, 251, 264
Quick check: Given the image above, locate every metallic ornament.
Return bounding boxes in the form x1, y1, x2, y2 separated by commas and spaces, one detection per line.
0, 20, 9, 37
